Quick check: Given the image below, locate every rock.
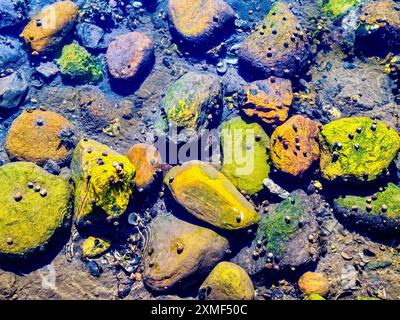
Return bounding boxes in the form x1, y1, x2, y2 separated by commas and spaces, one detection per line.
319, 117, 400, 182
321, 0, 360, 19
199, 262, 255, 300
36, 62, 59, 80
5, 110, 74, 165
340, 265, 358, 290
334, 183, 400, 234
232, 190, 323, 277
159, 72, 222, 142
0, 72, 28, 110
270, 115, 321, 176
306, 293, 325, 300
220, 116, 270, 195
355, 0, 400, 55
76, 23, 105, 49
167, 0, 235, 46
127, 143, 161, 190
82, 237, 111, 258
0, 0, 27, 30
0, 273, 16, 299
0, 36, 27, 70
106, 32, 154, 81
241, 77, 293, 125
237, 2, 310, 78
263, 178, 290, 199
298, 271, 330, 296
164, 161, 258, 230
57, 44, 103, 83
20, 1, 79, 53
70, 139, 136, 226
0, 162, 72, 258
143, 214, 229, 292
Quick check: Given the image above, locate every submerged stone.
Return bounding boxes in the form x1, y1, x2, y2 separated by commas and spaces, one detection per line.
143, 214, 229, 292
270, 115, 321, 177
298, 271, 330, 296
199, 262, 255, 300
70, 139, 136, 226
237, 2, 310, 78
0, 162, 72, 258
0, 72, 28, 110
20, 1, 78, 53
57, 44, 103, 83
82, 237, 111, 258
5, 110, 74, 165
321, 0, 360, 19
164, 161, 259, 230
241, 77, 293, 125
160, 72, 222, 142
167, 0, 235, 46
127, 143, 161, 190
220, 117, 270, 195
320, 117, 400, 182
106, 32, 154, 81
334, 183, 400, 234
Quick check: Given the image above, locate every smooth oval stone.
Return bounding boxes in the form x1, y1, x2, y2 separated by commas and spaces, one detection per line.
164, 160, 259, 230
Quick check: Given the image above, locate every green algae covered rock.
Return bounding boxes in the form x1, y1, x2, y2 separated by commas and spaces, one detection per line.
199, 262, 255, 300
306, 293, 326, 300
159, 72, 221, 142
256, 190, 320, 267
220, 117, 270, 195
143, 214, 229, 292
320, 0, 360, 19
164, 161, 258, 230
0, 162, 72, 258
57, 43, 103, 83
82, 236, 111, 258
320, 117, 400, 182
71, 139, 136, 227
334, 183, 400, 234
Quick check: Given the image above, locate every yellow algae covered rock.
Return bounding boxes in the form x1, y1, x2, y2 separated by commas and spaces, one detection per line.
71, 139, 136, 226
242, 77, 293, 125
164, 161, 258, 230
298, 271, 330, 296
0, 162, 72, 258
20, 1, 78, 53
167, 0, 235, 45
127, 143, 161, 190
199, 262, 255, 300
220, 117, 270, 195
319, 117, 400, 182
143, 214, 229, 292
82, 236, 111, 258
5, 110, 74, 165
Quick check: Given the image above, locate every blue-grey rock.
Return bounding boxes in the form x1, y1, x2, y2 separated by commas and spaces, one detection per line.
36, 62, 59, 80
76, 23, 105, 49
0, 37, 27, 71
0, 72, 29, 110
0, 0, 27, 30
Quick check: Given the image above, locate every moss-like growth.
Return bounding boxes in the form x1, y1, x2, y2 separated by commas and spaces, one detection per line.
0, 162, 72, 258
334, 183, 400, 233
164, 161, 258, 230
57, 44, 103, 83
71, 139, 136, 226
321, 0, 360, 18
320, 117, 400, 182
220, 117, 270, 195
199, 262, 255, 300
306, 294, 326, 300
82, 236, 110, 258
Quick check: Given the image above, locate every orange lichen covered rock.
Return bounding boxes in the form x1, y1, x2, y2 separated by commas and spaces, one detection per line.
106, 32, 154, 80
237, 2, 310, 77
270, 115, 320, 176
5, 110, 74, 165
242, 77, 293, 125
127, 143, 161, 190
20, 1, 78, 53
167, 0, 235, 44
298, 271, 330, 296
